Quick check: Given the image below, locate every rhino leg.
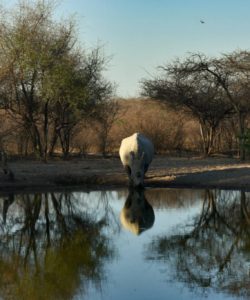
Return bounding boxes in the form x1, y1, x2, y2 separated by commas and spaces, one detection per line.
124, 165, 134, 186
124, 165, 131, 177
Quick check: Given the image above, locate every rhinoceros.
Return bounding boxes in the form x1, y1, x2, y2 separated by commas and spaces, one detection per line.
119, 133, 154, 187
120, 188, 155, 235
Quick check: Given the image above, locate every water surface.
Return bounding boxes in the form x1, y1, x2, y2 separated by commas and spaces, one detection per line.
0, 188, 249, 299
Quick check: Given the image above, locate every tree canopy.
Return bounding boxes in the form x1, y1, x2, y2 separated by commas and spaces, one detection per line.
141, 51, 250, 157
0, 0, 114, 160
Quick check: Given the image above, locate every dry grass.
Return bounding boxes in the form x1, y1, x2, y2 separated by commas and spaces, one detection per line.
0, 98, 240, 157
74, 98, 198, 155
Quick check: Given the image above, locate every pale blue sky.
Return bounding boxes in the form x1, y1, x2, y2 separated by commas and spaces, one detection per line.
3, 0, 250, 97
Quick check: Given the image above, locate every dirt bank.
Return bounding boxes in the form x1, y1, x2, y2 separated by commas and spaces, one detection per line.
1, 156, 250, 194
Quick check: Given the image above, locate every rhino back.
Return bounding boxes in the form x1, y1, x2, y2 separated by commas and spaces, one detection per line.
137, 133, 154, 165
119, 134, 138, 166
119, 133, 154, 166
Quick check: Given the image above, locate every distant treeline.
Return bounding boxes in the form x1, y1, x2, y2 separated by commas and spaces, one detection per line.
0, 97, 242, 159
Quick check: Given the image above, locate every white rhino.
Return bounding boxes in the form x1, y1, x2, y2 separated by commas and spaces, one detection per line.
120, 188, 155, 235
119, 133, 154, 187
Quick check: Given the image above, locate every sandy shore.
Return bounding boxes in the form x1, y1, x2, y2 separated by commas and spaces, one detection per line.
1, 155, 250, 194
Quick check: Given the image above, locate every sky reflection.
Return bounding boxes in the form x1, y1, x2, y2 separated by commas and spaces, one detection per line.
0, 188, 247, 300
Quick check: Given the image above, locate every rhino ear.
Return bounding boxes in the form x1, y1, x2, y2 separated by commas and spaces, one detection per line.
130, 151, 135, 161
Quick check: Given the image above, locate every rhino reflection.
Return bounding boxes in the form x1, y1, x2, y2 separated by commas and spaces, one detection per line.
120, 188, 155, 235
146, 190, 250, 297
0, 192, 114, 300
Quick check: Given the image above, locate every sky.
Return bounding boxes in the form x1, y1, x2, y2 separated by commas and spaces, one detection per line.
3, 0, 250, 98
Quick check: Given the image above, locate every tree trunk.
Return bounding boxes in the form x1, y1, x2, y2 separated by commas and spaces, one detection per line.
199, 121, 216, 157
58, 128, 71, 160
207, 126, 216, 155
43, 100, 49, 163
238, 112, 246, 161
49, 121, 60, 157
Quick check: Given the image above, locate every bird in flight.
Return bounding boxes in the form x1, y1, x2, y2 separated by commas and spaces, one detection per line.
200, 20, 205, 24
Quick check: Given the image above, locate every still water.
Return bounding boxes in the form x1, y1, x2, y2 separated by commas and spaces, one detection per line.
0, 188, 249, 299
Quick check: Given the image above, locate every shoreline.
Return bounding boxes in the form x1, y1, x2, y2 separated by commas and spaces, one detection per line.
1, 156, 250, 194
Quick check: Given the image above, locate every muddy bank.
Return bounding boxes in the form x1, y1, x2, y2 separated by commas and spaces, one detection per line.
1, 156, 250, 194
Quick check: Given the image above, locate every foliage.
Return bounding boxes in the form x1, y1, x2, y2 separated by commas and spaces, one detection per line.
141, 54, 234, 155
0, 0, 114, 160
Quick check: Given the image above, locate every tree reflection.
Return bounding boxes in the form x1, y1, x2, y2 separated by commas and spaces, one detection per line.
0, 192, 115, 300
146, 190, 250, 297
120, 188, 155, 235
